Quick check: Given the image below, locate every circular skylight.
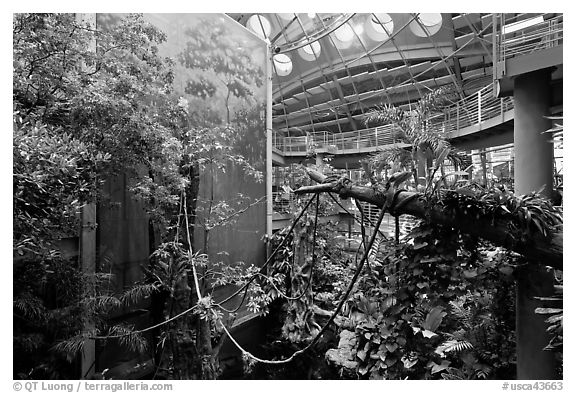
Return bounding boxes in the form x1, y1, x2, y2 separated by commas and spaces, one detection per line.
247, 14, 271, 39
366, 13, 394, 41
273, 54, 293, 76
352, 22, 364, 35
410, 13, 443, 37
298, 41, 321, 61
333, 22, 354, 49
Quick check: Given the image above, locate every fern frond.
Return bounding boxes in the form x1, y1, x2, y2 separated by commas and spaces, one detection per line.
81, 295, 122, 311
14, 292, 47, 322
119, 283, 158, 306
475, 364, 492, 379
449, 299, 472, 328
108, 325, 149, 353
52, 329, 99, 362
53, 335, 85, 359
435, 339, 474, 356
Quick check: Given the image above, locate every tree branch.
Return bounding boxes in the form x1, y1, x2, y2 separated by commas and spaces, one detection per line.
295, 169, 563, 270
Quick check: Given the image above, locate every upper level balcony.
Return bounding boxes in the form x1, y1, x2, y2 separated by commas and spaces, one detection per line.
493, 13, 563, 79
273, 83, 515, 167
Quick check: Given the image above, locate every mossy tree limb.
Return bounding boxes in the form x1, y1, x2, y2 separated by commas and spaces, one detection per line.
295, 169, 562, 270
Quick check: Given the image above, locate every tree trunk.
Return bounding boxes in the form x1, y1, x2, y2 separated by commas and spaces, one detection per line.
197, 317, 219, 379
295, 169, 562, 270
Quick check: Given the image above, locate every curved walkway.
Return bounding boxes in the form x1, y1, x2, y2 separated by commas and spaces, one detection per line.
273, 83, 515, 159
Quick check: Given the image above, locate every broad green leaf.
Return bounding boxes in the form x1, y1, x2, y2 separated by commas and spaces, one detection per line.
421, 329, 438, 339
430, 360, 451, 374
401, 355, 418, 369
423, 306, 447, 332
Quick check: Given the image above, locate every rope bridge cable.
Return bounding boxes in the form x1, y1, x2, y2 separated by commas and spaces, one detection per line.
90, 193, 319, 340
216, 204, 388, 365
229, 194, 321, 303
89, 190, 392, 368
90, 188, 387, 366
215, 193, 319, 312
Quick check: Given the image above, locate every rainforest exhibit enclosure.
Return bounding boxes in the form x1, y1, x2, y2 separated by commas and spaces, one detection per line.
13, 12, 563, 381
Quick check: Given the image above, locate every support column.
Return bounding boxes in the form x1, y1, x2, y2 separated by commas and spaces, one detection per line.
513, 69, 558, 379
514, 70, 554, 197
265, 43, 273, 245
76, 13, 97, 380
80, 204, 96, 379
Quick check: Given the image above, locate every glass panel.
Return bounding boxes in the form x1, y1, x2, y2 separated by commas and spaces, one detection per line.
96, 13, 268, 372
143, 13, 268, 318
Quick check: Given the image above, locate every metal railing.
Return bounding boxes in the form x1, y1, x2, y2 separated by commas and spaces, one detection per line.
273, 85, 515, 155
441, 84, 514, 133
272, 190, 296, 214
273, 125, 400, 154
499, 14, 563, 61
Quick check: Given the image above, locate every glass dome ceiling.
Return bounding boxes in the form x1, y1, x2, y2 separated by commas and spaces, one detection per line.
227, 13, 557, 137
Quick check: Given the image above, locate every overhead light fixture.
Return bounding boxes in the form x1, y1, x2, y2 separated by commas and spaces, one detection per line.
308, 13, 316, 18
502, 16, 544, 34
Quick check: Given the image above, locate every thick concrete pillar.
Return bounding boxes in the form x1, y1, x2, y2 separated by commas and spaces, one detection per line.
513, 69, 558, 379
514, 70, 554, 197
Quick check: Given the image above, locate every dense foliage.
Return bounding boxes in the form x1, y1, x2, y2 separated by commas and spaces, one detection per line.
248, 194, 519, 379
13, 13, 562, 381
13, 13, 189, 378
13, 13, 266, 379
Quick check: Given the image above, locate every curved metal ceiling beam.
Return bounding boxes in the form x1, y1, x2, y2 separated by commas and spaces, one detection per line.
373, 13, 428, 106
292, 14, 345, 133
373, 17, 495, 100
317, 17, 365, 120
462, 13, 494, 64
346, 15, 394, 107
412, 13, 466, 100
274, 13, 356, 53
342, 14, 419, 69
316, 17, 363, 130
273, 14, 323, 134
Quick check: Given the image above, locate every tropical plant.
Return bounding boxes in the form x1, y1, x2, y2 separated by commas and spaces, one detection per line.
363, 87, 465, 189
